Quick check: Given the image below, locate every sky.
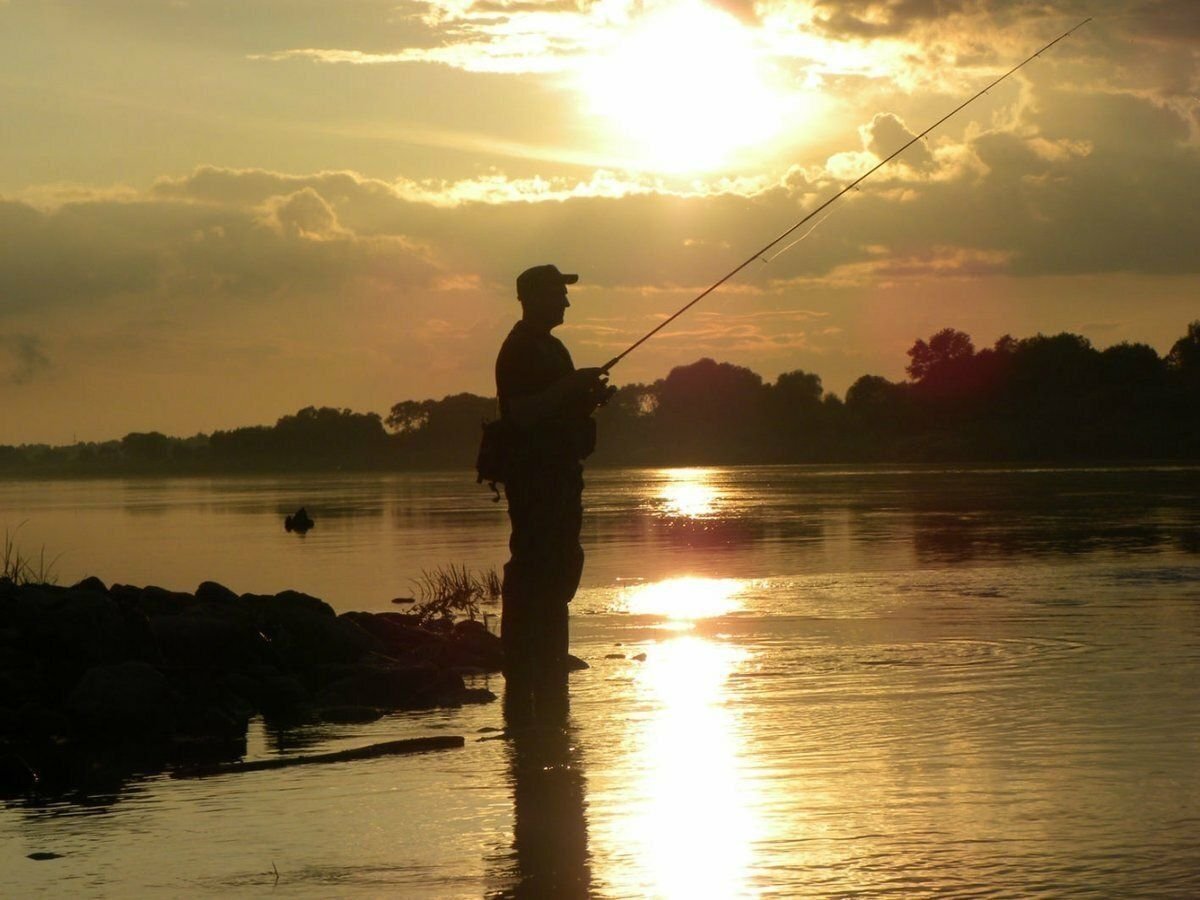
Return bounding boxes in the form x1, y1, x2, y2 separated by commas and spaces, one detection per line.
1, 0, 1197, 444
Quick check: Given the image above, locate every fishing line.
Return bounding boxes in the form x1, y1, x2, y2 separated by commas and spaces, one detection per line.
600, 16, 1093, 373
759, 206, 839, 264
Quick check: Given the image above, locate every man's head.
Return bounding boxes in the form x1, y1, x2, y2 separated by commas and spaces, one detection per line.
516, 264, 578, 331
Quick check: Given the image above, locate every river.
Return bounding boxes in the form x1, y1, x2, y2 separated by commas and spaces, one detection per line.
2, 465, 1199, 896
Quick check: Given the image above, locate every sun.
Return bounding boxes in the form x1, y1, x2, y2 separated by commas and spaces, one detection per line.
577, 0, 787, 173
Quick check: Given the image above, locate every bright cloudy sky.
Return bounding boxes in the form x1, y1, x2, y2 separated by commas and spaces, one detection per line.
1, 0, 1197, 443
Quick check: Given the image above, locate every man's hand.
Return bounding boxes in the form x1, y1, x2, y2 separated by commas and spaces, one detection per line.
571, 367, 608, 387
511, 367, 615, 427
571, 368, 616, 411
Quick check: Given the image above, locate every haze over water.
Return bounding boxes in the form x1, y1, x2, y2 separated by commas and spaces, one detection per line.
3, 465, 1199, 896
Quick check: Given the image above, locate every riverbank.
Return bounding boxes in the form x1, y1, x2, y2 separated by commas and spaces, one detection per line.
0, 576, 502, 797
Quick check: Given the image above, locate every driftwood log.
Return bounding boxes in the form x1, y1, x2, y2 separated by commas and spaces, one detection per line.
172, 735, 464, 779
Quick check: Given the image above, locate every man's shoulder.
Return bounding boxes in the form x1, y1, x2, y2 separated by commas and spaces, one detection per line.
497, 322, 532, 365
498, 321, 569, 359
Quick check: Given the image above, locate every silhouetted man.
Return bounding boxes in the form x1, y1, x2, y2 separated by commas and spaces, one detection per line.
496, 264, 609, 704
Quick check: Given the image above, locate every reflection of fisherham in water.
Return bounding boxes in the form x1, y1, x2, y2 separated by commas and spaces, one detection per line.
487, 684, 592, 897
493, 264, 612, 711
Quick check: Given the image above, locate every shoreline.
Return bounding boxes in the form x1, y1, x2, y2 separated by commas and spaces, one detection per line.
0, 576, 502, 797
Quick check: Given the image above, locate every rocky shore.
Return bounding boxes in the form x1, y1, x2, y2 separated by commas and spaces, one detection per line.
0, 576, 502, 796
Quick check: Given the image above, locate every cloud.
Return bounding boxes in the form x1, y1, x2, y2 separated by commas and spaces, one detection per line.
4, 74, 1197, 342
1, 334, 50, 385
806, 0, 976, 39
861, 112, 934, 170
804, 246, 1015, 288
250, 0, 605, 75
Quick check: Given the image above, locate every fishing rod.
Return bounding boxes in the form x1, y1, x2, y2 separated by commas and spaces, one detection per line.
600, 16, 1093, 374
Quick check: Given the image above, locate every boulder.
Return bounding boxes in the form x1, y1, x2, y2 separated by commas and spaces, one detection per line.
70, 576, 108, 595
242, 594, 379, 669
314, 663, 465, 710
255, 673, 312, 719
7, 584, 136, 690
340, 611, 442, 660
66, 661, 177, 735
149, 613, 273, 670
445, 623, 503, 671
195, 581, 239, 605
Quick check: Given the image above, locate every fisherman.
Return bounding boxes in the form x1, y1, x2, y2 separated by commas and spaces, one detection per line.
495, 264, 611, 701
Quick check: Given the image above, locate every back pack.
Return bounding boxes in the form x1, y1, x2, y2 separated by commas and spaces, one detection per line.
475, 418, 511, 501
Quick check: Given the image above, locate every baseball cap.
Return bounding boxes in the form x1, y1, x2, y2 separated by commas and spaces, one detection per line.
516, 264, 579, 301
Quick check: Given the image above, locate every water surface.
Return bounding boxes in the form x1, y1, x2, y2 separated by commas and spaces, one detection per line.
3, 466, 1198, 896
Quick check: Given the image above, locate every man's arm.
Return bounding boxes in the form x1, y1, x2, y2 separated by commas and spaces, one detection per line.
506, 367, 608, 429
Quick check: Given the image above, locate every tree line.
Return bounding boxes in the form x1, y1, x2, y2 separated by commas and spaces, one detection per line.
3, 321, 1197, 476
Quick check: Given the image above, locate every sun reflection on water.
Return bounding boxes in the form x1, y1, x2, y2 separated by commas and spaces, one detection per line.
620, 637, 757, 898
621, 576, 746, 621
658, 468, 720, 519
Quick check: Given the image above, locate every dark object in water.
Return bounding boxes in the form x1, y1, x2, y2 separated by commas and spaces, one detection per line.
27, 852, 64, 861
284, 507, 314, 533
172, 735, 464, 779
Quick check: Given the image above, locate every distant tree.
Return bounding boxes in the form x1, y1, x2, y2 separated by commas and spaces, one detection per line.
770, 370, 823, 408
996, 332, 1103, 456
272, 406, 389, 465
1167, 320, 1200, 387
386, 401, 432, 434
766, 369, 826, 459
906, 328, 975, 383
591, 382, 659, 465
120, 431, 173, 465
209, 425, 274, 466
845, 374, 900, 411
652, 358, 766, 462
1100, 342, 1165, 389
389, 393, 496, 467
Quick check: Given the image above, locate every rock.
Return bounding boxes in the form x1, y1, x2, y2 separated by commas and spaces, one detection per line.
8, 584, 137, 689
566, 654, 590, 671
66, 661, 177, 735
341, 611, 438, 659
1, 578, 508, 795
604, 653, 625, 659
27, 852, 64, 861
250, 589, 336, 619
631, 653, 647, 662
195, 581, 238, 605
70, 576, 108, 595
150, 613, 273, 670
10, 702, 73, 740
284, 507, 314, 534
243, 592, 378, 669
314, 663, 464, 710
446, 623, 503, 671
0, 662, 43, 713
121, 585, 197, 616
174, 701, 252, 740
459, 687, 497, 705
0, 755, 39, 793
256, 673, 312, 719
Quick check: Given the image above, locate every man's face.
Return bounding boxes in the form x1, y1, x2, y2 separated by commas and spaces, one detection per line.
524, 283, 570, 330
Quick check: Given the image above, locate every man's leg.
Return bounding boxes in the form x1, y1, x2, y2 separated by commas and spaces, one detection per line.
502, 475, 540, 701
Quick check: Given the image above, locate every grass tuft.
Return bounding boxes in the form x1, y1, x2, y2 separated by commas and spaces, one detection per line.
409, 563, 501, 625
2, 522, 59, 586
